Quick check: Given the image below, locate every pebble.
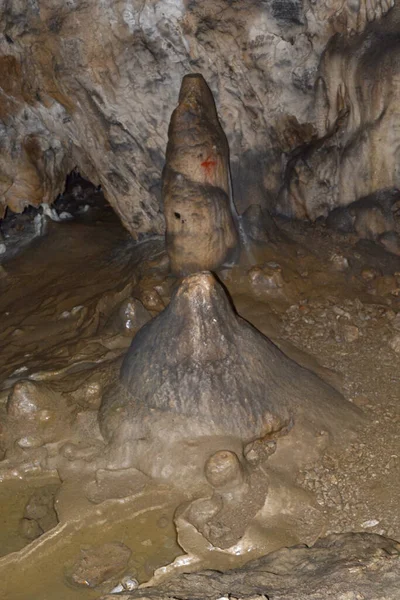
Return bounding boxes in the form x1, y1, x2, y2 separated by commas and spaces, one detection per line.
19, 517, 43, 541
391, 313, 400, 331
66, 542, 132, 588
121, 576, 139, 591
389, 334, 400, 353
248, 263, 285, 294
110, 576, 138, 593
361, 268, 379, 281
360, 519, 380, 528
139, 289, 165, 312
330, 253, 349, 271
342, 324, 360, 343
352, 396, 369, 407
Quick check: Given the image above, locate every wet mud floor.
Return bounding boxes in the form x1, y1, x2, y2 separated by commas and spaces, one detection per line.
0, 196, 399, 598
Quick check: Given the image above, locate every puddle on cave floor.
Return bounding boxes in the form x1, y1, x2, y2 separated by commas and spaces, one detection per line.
0, 475, 60, 558
0, 484, 181, 600
0, 199, 399, 599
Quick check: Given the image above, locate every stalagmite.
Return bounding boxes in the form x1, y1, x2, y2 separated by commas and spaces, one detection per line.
162, 74, 239, 275
99, 272, 362, 486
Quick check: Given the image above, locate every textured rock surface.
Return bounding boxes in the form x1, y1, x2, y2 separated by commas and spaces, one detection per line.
99, 272, 362, 484
66, 542, 131, 588
278, 3, 400, 220
0, 1, 398, 234
99, 533, 400, 600
163, 74, 239, 274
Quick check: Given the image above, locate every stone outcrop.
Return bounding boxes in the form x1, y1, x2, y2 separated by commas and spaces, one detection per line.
163, 74, 239, 274
278, 3, 400, 220
326, 188, 399, 239
100, 533, 400, 600
99, 272, 362, 485
0, 1, 399, 234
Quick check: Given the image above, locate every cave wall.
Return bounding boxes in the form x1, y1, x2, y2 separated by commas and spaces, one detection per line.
0, 0, 397, 236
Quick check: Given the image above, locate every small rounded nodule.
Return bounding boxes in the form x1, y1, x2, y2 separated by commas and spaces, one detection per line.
204, 449, 244, 489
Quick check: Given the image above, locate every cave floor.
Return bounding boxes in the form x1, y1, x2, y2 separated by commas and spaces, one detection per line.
227, 219, 400, 543
0, 202, 399, 598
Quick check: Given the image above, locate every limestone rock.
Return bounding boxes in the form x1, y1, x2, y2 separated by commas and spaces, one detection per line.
19, 517, 43, 541
240, 205, 280, 244
204, 450, 245, 492
341, 324, 360, 343
19, 484, 59, 540
137, 289, 165, 313
1, 1, 398, 235
379, 231, 400, 256
65, 542, 131, 588
389, 334, 400, 353
278, 8, 400, 220
99, 272, 362, 484
103, 298, 151, 337
248, 263, 285, 297
326, 206, 356, 234
5, 380, 75, 449
330, 253, 349, 272
163, 74, 239, 274
100, 533, 400, 600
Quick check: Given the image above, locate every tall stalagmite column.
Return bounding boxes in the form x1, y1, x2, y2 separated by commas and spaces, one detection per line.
162, 74, 239, 275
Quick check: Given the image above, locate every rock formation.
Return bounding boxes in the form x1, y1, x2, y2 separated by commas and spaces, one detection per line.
99, 272, 362, 486
326, 188, 399, 239
162, 74, 239, 274
100, 533, 400, 600
278, 4, 400, 220
240, 204, 280, 244
0, 1, 399, 234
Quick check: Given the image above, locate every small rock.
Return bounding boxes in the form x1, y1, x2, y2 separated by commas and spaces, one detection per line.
389, 334, 400, 353
244, 439, 276, 465
379, 230, 400, 256
66, 542, 131, 588
24, 485, 59, 533
17, 435, 43, 449
373, 275, 399, 296
361, 267, 379, 281
105, 297, 151, 336
342, 324, 359, 343
109, 576, 138, 594
391, 312, 400, 331
360, 519, 380, 529
248, 263, 285, 295
333, 306, 351, 319
352, 396, 369, 407
120, 576, 138, 591
330, 253, 348, 271
19, 517, 43, 540
139, 289, 165, 312
240, 204, 278, 243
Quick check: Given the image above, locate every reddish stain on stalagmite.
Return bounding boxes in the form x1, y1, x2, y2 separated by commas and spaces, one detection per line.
201, 156, 217, 178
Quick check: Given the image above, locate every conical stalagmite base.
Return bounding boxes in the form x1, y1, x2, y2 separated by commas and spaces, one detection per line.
163, 74, 239, 275
99, 273, 362, 486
